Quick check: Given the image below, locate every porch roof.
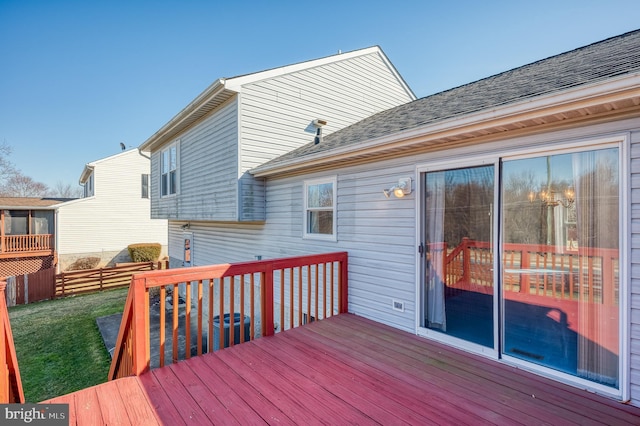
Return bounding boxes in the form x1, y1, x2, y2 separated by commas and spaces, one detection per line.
0, 197, 74, 210
45, 314, 640, 424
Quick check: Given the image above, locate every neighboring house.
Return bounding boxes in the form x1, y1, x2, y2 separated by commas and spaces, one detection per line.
141, 31, 640, 405
54, 149, 168, 270
0, 197, 72, 277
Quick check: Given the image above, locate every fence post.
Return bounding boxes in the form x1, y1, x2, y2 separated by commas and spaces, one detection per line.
131, 277, 150, 376
61, 273, 65, 298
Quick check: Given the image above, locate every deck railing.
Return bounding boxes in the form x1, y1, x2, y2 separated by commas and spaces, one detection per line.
108, 252, 348, 380
0, 281, 24, 403
1, 234, 54, 253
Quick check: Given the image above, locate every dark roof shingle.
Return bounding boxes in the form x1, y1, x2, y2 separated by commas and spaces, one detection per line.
262, 29, 640, 167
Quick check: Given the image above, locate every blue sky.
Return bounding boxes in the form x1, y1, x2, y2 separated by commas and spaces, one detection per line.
1, 0, 639, 190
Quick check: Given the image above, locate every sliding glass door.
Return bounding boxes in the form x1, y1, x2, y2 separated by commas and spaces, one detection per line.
423, 164, 495, 349
421, 143, 622, 391
502, 147, 620, 388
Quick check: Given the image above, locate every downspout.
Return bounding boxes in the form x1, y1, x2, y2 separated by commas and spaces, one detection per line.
137, 149, 150, 160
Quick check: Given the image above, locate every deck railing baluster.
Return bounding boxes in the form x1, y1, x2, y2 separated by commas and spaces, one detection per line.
108, 252, 348, 380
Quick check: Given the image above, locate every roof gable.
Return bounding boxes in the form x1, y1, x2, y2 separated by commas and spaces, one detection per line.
139, 47, 413, 152
253, 29, 640, 176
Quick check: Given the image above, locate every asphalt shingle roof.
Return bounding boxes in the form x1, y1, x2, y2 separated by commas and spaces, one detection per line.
0, 197, 74, 208
262, 29, 640, 167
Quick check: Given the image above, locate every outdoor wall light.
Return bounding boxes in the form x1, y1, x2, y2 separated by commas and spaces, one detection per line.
181, 222, 191, 230
384, 178, 412, 198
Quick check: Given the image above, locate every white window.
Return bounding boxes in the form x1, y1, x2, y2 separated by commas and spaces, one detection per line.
161, 143, 178, 197
304, 177, 336, 240
84, 173, 94, 198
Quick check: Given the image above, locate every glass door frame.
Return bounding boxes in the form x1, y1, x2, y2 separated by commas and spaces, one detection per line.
415, 155, 501, 359
414, 135, 629, 400
497, 137, 629, 400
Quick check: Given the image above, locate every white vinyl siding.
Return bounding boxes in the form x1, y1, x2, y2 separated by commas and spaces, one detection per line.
629, 127, 640, 407
57, 150, 167, 256
149, 49, 413, 223
152, 98, 239, 220
165, 117, 640, 402
238, 51, 414, 174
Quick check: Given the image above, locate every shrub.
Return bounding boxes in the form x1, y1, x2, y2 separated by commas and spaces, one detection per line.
68, 257, 100, 271
127, 243, 162, 262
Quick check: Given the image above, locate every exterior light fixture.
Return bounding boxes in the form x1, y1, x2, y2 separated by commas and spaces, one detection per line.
384, 178, 412, 198
528, 187, 575, 208
312, 119, 327, 145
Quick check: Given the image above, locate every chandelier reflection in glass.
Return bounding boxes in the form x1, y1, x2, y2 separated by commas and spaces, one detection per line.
528, 186, 575, 208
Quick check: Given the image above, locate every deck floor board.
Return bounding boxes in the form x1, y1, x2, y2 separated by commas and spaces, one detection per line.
336, 314, 639, 424
46, 313, 640, 425
310, 316, 590, 425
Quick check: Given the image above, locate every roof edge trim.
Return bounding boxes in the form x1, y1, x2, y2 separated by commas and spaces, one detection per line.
251, 73, 640, 177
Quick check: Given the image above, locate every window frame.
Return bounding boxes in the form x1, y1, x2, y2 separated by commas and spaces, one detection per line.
160, 142, 179, 197
303, 176, 337, 241
141, 174, 149, 199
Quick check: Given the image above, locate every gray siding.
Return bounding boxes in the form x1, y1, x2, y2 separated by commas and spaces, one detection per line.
236, 51, 414, 222
630, 128, 640, 407
152, 97, 239, 220
169, 116, 640, 403
239, 52, 414, 172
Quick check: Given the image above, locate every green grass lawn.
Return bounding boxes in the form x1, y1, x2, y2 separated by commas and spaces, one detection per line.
8, 288, 129, 402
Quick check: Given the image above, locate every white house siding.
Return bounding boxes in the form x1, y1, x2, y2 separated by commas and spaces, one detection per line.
151, 97, 239, 221
57, 150, 167, 269
169, 115, 640, 402
239, 52, 414, 173
236, 51, 415, 222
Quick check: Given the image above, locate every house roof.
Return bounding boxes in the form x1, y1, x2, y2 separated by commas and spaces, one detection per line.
138, 46, 413, 152
0, 197, 74, 209
78, 148, 147, 184
252, 29, 640, 177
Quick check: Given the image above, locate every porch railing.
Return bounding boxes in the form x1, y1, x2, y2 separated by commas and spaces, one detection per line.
0, 281, 24, 403
1, 234, 54, 253
108, 252, 348, 380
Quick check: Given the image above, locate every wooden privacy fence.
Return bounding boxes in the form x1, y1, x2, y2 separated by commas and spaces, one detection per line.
56, 261, 168, 298
109, 252, 349, 380
5, 268, 56, 306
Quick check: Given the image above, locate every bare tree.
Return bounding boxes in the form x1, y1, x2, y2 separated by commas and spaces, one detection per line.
0, 172, 49, 197
49, 180, 83, 198
0, 141, 17, 183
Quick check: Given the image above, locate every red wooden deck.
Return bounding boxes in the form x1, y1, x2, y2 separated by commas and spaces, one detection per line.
46, 314, 640, 425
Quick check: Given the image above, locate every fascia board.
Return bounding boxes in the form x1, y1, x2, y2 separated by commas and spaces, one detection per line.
139, 79, 227, 151
224, 47, 382, 91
